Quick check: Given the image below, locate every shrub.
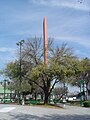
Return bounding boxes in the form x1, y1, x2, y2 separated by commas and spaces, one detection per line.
83, 101, 90, 107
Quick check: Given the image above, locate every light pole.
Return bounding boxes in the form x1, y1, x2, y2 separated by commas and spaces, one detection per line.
78, 80, 85, 106
16, 40, 24, 104
0, 80, 10, 103
4, 80, 7, 103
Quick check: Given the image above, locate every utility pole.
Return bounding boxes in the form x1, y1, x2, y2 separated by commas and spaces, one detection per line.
16, 40, 24, 104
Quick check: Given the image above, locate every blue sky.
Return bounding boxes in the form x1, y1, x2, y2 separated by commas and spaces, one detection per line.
0, 0, 90, 78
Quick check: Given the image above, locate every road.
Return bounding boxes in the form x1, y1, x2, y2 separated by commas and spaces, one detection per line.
0, 104, 90, 120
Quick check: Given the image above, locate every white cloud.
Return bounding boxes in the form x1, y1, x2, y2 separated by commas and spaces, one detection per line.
0, 47, 15, 53
55, 36, 90, 48
31, 0, 90, 11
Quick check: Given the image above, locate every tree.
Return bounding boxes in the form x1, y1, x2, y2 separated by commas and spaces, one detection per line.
4, 61, 32, 97
3, 37, 53, 103
22, 37, 43, 66
25, 43, 78, 104
4, 38, 79, 104
80, 58, 90, 100
69, 57, 90, 101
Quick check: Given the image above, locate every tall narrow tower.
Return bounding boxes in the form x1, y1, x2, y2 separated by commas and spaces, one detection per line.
43, 16, 48, 66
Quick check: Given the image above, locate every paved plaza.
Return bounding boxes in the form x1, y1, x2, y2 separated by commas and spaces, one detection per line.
0, 104, 90, 120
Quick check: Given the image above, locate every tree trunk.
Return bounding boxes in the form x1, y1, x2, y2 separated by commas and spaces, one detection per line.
44, 92, 49, 104
34, 92, 37, 100
41, 92, 44, 101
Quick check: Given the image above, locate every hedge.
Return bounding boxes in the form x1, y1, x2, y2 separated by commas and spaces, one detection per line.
83, 101, 90, 107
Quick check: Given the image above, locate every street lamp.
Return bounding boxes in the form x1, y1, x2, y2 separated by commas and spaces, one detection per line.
77, 80, 85, 106
3, 80, 10, 103
0, 80, 11, 103
16, 40, 24, 104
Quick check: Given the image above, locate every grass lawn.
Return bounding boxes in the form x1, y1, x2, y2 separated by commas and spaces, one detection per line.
32, 103, 63, 109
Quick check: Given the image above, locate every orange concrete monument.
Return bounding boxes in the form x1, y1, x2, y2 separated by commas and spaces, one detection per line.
43, 16, 48, 66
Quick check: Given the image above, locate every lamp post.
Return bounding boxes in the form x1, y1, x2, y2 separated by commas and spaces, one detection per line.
0, 80, 10, 103
4, 80, 7, 103
16, 40, 24, 104
78, 80, 85, 106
